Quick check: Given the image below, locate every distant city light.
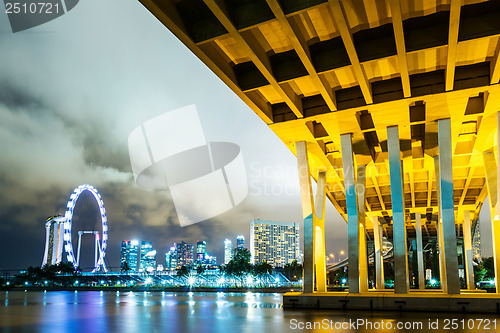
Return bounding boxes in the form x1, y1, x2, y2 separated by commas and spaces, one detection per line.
145, 278, 153, 285
188, 277, 196, 285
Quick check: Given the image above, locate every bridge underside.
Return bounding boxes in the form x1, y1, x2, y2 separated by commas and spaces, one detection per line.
140, 0, 500, 298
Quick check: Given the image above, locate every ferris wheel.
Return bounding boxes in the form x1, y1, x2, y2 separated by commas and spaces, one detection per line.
63, 184, 108, 273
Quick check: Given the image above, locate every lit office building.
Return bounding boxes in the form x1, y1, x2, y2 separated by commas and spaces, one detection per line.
120, 240, 139, 271
472, 220, 482, 259
196, 240, 207, 263
165, 246, 177, 271
176, 241, 194, 267
250, 219, 300, 268
236, 235, 245, 250
140, 241, 156, 272
224, 239, 233, 264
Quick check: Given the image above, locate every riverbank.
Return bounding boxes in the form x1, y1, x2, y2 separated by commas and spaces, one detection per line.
1, 286, 300, 293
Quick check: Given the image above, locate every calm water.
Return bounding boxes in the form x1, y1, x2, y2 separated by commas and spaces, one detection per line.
0, 291, 499, 332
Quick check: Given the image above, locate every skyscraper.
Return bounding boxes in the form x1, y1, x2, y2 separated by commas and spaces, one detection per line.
140, 241, 156, 272
176, 241, 194, 267
236, 235, 245, 250
224, 239, 233, 264
120, 240, 139, 271
250, 219, 300, 268
165, 246, 177, 271
196, 240, 207, 263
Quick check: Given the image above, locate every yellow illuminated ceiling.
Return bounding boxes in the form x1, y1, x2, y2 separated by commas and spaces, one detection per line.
139, 0, 500, 236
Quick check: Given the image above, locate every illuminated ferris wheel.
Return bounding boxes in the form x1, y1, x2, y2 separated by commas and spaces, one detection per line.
63, 184, 108, 273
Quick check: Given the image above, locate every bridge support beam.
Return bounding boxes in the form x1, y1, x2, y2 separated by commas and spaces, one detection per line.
373, 216, 384, 290
356, 166, 368, 292
296, 141, 327, 293
438, 118, 460, 294
314, 171, 327, 292
416, 212, 425, 290
434, 156, 447, 289
340, 134, 368, 293
387, 125, 409, 294
463, 210, 475, 290
483, 111, 500, 293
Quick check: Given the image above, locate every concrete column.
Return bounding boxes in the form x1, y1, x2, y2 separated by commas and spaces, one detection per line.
415, 212, 425, 289
483, 113, 500, 293
495, 111, 500, 294
296, 141, 314, 293
463, 210, 475, 290
357, 166, 368, 292
434, 156, 447, 290
340, 133, 361, 293
373, 216, 385, 289
437, 118, 460, 294
314, 171, 327, 292
387, 126, 409, 293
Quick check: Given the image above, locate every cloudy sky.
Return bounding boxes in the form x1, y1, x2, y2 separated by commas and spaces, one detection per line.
0, 0, 349, 271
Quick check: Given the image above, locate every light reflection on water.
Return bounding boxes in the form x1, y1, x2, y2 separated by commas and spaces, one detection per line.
0, 291, 498, 332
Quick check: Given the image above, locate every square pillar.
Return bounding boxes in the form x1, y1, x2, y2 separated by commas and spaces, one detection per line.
483, 112, 500, 293
357, 166, 368, 292
434, 156, 447, 289
341, 133, 361, 293
437, 118, 460, 294
372, 216, 385, 289
463, 210, 475, 290
415, 212, 425, 289
314, 171, 327, 292
495, 111, 500, 293
296, 141, 314, 293
387, 126, 409, 293
296, 141, 328, 293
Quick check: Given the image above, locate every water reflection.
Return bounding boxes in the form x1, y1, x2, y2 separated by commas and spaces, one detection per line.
0, 291, 498, 332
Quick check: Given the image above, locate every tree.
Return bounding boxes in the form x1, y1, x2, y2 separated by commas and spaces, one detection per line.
284, 260, 302, 281
475, 256, 495, 283
121, 262, 131, 273
196, 265, 205, 275
177, 265, 189, 277
253, 261, 273, 276
223, 248, 253, 284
